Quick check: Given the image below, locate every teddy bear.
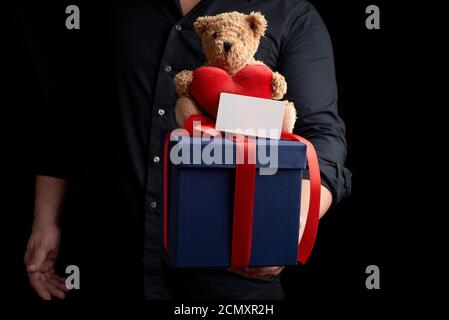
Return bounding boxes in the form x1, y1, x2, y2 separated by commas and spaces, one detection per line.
173, 11, 297, 133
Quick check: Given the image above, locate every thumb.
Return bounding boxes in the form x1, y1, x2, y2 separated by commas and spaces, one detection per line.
27, 247, 48, 273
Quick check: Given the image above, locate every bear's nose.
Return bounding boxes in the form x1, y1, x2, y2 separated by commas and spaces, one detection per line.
223, 42, 233, 53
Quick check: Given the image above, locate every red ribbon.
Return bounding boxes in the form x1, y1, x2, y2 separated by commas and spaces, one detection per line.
163, 115, 320, 266
230, 135, 257, 268
281, 131, 321, 263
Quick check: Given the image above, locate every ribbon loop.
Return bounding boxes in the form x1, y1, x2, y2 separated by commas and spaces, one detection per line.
281, 132, 321, 263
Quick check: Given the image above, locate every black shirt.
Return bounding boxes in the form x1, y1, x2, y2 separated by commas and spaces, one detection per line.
36, 0, 351, 299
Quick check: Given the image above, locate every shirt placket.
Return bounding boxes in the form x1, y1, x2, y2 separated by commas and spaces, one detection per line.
143, 20, 186, 267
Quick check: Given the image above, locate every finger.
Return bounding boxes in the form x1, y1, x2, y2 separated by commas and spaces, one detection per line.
253, 270, 277, 278
57, 282, 70, 293
29, 273, 51, 300
27, 248, 48, 273
228, 267, 284, 279
244, 267, 272, 273
49, 274, 70, 292
260, 268, 284, 278
229, 267, 269, 278
52, 280, 69, 294
42, 273, 66, 299
271, 267, 284, 275
247, 267, 283, 273
56, 275, 68, 284
55, 275, 68, 285
43, 281, 65, 300
228, 269, 257, 279
227, 268, 246, 275
44, 279, 66, 300
257, 267, 283, 274
243, 267, 284, 278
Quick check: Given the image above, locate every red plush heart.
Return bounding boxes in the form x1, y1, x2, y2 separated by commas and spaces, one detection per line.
189, 64, 273, 119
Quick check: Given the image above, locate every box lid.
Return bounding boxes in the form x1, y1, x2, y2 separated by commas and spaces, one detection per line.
168, 136, 306, 169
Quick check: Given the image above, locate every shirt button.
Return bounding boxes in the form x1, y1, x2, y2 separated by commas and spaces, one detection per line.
164, 65, 172, 73
158, 109, 165, 116
175, 24, 182, 31
150, 201, 157, 209
153, 156, 160, 164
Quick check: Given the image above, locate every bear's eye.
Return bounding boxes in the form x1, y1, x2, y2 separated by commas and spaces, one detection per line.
237, 33, 243, 40
212, 32, 220, 39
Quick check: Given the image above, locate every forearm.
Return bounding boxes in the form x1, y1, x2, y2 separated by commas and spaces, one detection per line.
33, 175, 67, 228
298, 179, 332, 242
301, 179, 333, 219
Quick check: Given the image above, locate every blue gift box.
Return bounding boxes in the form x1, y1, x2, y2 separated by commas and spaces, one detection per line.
163, 135, 307, 268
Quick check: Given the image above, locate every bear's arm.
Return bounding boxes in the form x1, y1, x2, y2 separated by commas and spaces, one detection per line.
271, 71, 287, 100
174, 70, 194, 97
251, 59, 287, 99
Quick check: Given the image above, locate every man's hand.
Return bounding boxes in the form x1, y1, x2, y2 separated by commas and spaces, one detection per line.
228, 180, 333, 279
24, 223, 68, 300
25, 176, 68, 300
228, 267, 284, 280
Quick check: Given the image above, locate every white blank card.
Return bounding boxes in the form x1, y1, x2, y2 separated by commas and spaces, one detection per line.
215, 93, 285, 139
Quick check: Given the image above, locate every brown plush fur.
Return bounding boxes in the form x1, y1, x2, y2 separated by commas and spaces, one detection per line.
174, 70, 194, 98
173, 11, 297, 132
175, 97, 201, 127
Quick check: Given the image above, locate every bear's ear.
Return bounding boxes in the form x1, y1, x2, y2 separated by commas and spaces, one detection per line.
194, 16, 209, 37
246, 11, 267, 38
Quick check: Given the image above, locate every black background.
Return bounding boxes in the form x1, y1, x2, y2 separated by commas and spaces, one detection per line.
3, 0, 410, 305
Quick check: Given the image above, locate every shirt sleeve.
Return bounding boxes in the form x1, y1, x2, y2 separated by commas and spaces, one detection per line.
31, 4, 79, 181
33, 100, 74, 181
277, 1, 352, 203
33, 1, 112, 181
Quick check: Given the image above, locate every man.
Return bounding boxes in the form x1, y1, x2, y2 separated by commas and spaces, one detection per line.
24, 0, 351, 300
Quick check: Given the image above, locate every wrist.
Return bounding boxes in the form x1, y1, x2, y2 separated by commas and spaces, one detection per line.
32, 214, 59, 231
